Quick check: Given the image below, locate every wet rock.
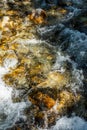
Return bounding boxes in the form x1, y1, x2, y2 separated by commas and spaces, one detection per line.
4, 65, 29, 89
0, 1, 87, 129
24, 104, 57, 129
0, 43, 9, 66
28, 88, 58, 108
47, 112, 57, 127
24, 105, 40, 129
25, 89, 83, 129
34, 111, 45, 127
33, 0, 58, 9
3, 43, 56, 89
57, 91, 81, 115
29, 8, 47, 24
28, 90, 56, 109
73, 96, 87, 120
37, 71, 70, 90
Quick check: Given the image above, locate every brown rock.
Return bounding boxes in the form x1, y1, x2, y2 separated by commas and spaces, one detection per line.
29, 9, 47, 24
57, 91, 81, 114
37, 71, 70, 90
29, 91, 56, 109
3, 43, 56, 89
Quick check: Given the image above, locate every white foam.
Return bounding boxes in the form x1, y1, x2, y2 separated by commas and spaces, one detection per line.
0, 66, 11, 102
2, 16, 9, 28
15, 38, 43, 45
53, 51, 70, 72
52, 51, 83, 92
3, 58, 18, 69
50, 116, 87, 130
0, 60, 27, 129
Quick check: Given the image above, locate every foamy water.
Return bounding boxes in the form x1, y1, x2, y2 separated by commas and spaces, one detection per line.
0, 0, 87, 128
38, 116, 87, 130
0, 41, 85, 130
50, 116, 87, 130
0, 59, 27, 130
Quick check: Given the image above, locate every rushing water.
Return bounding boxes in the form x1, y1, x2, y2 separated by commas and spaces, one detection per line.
0, 0, 87, 130
50, 116, 87, 130
0, 41, 85, 130
0, 60, 27, 130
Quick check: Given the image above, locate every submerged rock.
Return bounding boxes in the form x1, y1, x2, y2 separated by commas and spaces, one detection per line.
29, 9, 47, 24
28, 88, 57, 109
37, 71, 70, 89
24, 88, 85, 129
3, 42, 56, 89
57, 91, 81, 114
0, 0, 87, 130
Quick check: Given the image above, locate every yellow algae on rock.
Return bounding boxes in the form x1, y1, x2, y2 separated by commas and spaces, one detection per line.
37, 71, 70, 89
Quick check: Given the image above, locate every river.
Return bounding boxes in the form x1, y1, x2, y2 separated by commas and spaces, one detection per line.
0, 0, 87, 130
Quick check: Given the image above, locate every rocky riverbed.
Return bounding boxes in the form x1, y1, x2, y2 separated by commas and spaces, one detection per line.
0, 0, 87, 130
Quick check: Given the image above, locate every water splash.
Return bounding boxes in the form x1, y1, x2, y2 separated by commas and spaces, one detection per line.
0, 59, 27, 130
50, 116, 87, 130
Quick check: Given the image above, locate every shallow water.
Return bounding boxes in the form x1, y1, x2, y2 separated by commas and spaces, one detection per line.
50, 116, 87, 130
0, 61, 27, 130
0, 0, 87, 130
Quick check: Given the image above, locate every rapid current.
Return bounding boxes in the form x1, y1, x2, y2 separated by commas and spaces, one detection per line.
0, 0, 87, 130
